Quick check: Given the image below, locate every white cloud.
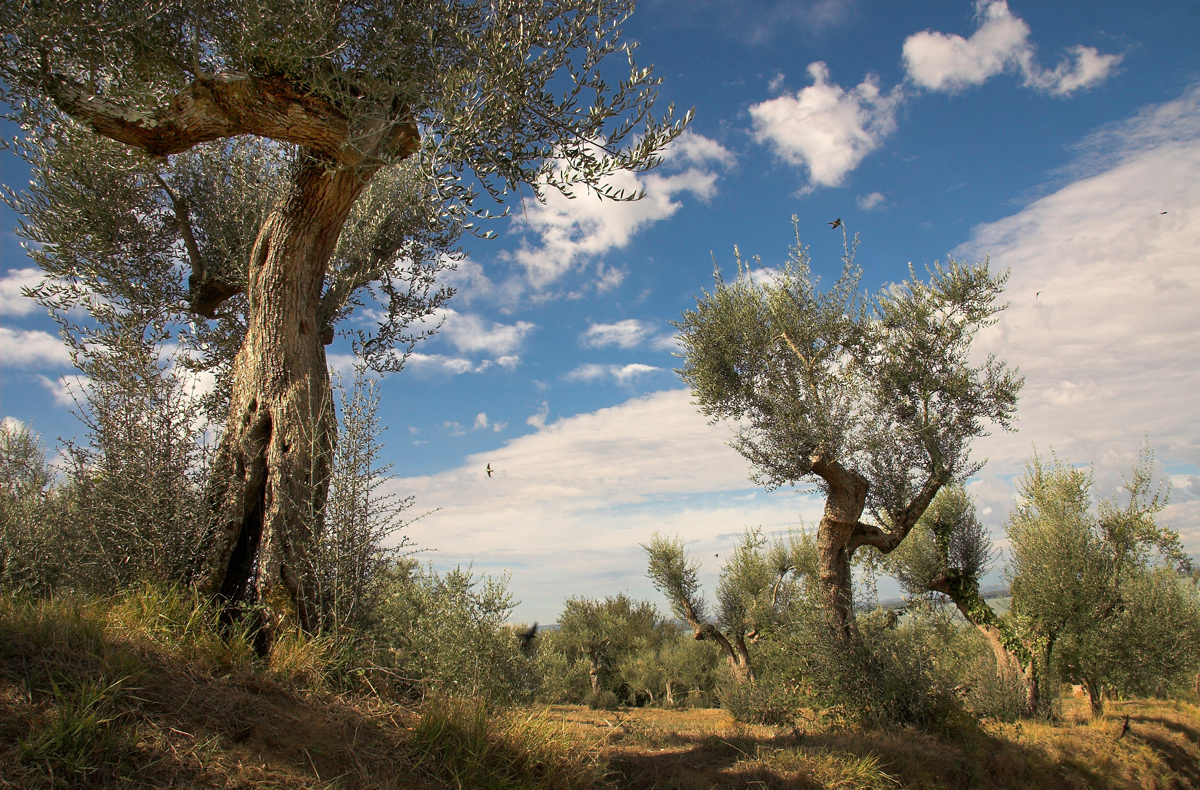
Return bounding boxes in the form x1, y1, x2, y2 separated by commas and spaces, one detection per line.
36, 373, 85, 408
564, 362, 661, 385
473, 412, 489, 431
0, 327, 71, 368
510, 131, 735, 289
390, 389, 822, 622
438, 308, 535, 355
0, 268, 42, 317
405, 353, 498, 375
580, 319, 653, 349
438, 258, 494, 305
595, 263, 627, 294
958, 87, 1200, 551
902, 1, 1120, 96
858, 191, 886, 209
749, 62, 903, 189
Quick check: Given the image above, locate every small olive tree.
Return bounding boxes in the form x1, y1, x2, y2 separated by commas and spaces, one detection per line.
0, 421, 59, 592
644, 529, 799, 684
555, 594, 660, 703
674, 220, 1022, 639
886, 485, 1039, 715
1009, 446, 1197, 717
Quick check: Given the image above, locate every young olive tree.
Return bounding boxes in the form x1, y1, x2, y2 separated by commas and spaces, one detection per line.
1008, 446, 1196, 717
644, 529, 799, 684
556, 594, 660, 701
1, 0, 688, 644
886, 485, 1039, 715
0, 420, 59, 592
675, 220, 1021, 639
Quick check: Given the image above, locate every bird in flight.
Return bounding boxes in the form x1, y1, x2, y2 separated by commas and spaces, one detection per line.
486, 464, 493, 477
518, 622, 538, 652
829, 218, 842, 230
1036, 291, 1041, 299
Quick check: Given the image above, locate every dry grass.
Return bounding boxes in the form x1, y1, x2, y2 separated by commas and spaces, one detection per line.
2, 588, 1197, 789
0, 588, 602, 789
546, 698, 1200, 789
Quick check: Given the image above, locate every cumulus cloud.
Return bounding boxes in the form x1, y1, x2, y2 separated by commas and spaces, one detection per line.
749, 62, 903, 189
564, 363, 661, 385
510, 131, 735, 289
902, 1, 1121, 96
0, 268, 41, 317
438, 308, 535, 355
959, 86, 1200, 551
391, 389, 822, 622
0, 327, 71, 368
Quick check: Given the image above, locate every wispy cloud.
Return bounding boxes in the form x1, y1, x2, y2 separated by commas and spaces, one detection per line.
902, 1, 1121, 96
960, 86, 1200, 550
749, 62, 903, 190
405, 352, 520, 376
438, 309, 536, 355
857, 191, 886, 209
564, 363, 661, 385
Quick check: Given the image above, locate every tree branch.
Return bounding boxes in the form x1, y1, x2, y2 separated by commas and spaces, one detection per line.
41, 63, 418, 166
152, 173, 242, 318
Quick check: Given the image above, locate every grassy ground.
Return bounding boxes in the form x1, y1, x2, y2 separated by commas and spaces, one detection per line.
2, 588, 1197, 789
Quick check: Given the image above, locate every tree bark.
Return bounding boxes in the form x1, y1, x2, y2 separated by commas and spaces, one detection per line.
199, 156, 369, 648
812, 459, 870, 641
1085, 677, 1104, 718
929, 572, 1039, 717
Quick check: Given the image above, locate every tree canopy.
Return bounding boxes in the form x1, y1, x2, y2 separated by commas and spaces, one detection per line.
675, 220, 1022, 635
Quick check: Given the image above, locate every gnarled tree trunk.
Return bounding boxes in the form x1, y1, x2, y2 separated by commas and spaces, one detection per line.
929, 572, 1039, 717
812, 460, 870, 641
200, 158, 369, 648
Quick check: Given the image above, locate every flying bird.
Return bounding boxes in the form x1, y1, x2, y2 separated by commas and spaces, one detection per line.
1161, 211, 1168, 214
829, 218, 842, 230
486, 464, 493, 478
1036, 291, 1041, 299
518, 622, 538, 652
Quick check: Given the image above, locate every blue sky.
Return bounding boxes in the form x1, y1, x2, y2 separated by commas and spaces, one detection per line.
2, 1, 1199, 624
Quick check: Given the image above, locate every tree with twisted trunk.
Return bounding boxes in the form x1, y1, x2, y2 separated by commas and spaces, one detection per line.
1, 0, 687, 648
674, 220, 1022, 642
887, 484, 1040, 716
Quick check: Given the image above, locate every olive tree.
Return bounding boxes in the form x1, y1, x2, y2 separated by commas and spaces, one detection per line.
1009, 447, 1196, 717
675, 221, 1022, 639
556, 594, 660, 700
644, 529, 799, 683
887, 485, 1039, 715
1, 0, 687, 644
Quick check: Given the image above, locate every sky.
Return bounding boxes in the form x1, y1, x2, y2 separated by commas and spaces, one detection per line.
2, 0, 1199, 625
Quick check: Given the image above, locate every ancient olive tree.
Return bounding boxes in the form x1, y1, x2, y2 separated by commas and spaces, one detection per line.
645, 529, 800, 683
1, 0, 687, 641
675, 222, 1022, 639
887, 485, 1039, 715
1008, 446, 1196, 717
